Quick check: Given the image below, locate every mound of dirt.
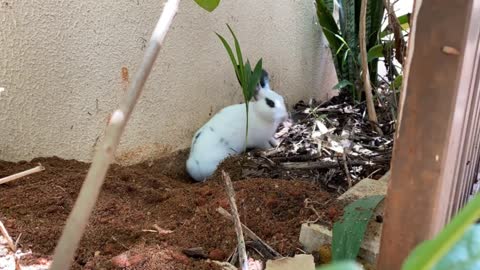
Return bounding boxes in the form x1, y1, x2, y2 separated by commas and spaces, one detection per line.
0, 150, 343, 269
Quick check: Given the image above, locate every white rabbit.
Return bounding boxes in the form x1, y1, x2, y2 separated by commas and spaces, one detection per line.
186, 69, 288, 182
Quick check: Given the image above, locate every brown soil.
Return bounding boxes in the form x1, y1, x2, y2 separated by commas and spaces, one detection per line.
0, 150, 344, 269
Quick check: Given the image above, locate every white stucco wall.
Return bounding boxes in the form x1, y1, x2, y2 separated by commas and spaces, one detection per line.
0, 0, 337, 163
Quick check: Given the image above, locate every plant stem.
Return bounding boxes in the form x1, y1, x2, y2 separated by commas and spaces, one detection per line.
244, 103, 249, 152
359, 0, 383, 135
48, 1, 180, 269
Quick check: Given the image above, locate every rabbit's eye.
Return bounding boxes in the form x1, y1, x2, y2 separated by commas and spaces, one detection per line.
265, 98, 275, 108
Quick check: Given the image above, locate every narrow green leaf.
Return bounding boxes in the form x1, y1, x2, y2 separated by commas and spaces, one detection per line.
333, 79, 353, 90
194, 0, 220, 12
215, 32, 240, 81
227, 24, 245, 84
332, 195, 385, 261
367, 44, 384, 62
248, 58, 263, 99
244, 60, 252, 101
431, 224, 480, 270
315, 1, 343, 59
402, 193, 480, 270
324, 0, 335, 13
315, 261, 363, 270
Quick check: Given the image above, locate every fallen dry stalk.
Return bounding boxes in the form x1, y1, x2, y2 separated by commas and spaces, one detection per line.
0, 219, 16, 251
222, 171, 249, 270
359, 0, 383, 135
0, 164, 45, 185
216, 207, 282, 259
342, 151, 353, 188
49, 1, 180, 269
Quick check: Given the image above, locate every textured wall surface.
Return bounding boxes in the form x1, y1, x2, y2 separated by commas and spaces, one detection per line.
0, 0, 337, 163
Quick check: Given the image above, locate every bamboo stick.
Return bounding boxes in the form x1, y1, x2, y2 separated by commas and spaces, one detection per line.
0, 164, 45, 185
48, 1, 180, 269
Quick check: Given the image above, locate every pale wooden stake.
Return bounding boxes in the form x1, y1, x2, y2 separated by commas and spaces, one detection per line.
222, 171, 249, 270
0, 220, 15, 251
0, 164, 45, 185
48, 1, 180, 269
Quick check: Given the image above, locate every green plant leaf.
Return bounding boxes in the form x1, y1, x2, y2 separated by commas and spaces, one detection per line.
248, 58, 263, 97
315, 261, 363, 270
215, 32, 239, 79
367, 44, 384, 62
431, 224, 480, 270
227, 24, 245, 84
332, 195, 385, 261
333, 79, 353, 90
402, 193, 480, 270
314, 0, 344, 80
392, 75, 403, 89
194, 0, 220, 12
380, 13, 411, 38
243, 60, 252, 102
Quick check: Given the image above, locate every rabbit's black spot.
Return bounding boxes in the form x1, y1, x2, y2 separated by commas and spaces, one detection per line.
193, 131, 201, 146
209, 127, 215, 132
220, 137, 230, 146
265, 98, 275, 108
260, 69, 268, 88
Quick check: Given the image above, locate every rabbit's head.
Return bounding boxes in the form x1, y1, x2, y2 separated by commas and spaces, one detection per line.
251, 69, 288, 124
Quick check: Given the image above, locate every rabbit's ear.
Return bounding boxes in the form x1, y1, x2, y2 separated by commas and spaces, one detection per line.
253, 85, 261, 101
259, 69, 269, 89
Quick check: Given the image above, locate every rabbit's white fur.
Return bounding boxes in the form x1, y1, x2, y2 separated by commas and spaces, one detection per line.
186, 70, 288, 182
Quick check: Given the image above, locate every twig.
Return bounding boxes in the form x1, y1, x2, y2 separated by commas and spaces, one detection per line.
216, 207, 282, 259
383, 0, 406, 64
221, 171, 249, 270
0, 219, 16, 251
14, 233, 22, 250
281, 158, 390, 170
0, 164, 45, 185
359, 0, 383, 135
49, 1, 180, 269
342, 151, 353, 188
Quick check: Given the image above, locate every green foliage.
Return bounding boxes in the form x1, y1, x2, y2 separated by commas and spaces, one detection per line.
333, 79, 354, 90
194, 0, 221, 12
314, 0, 385, 100
318, 193, 480, 270
380, 13, 411, 38
366, 43, 384, 62
315, 261, 363, 270
431, 224, 480, 270
402, 193, 480, 270
392, 74, 403, 89
332, 195, 385, 261
216, 24, 263, 149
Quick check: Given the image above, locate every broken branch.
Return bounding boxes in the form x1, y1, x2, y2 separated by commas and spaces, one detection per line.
0, 164, 45, 185
222, 171, 249, 270
342, 151, 353, 188
0, 219, 15, 251
49, 1, 180, 269
281, 158, 389, 170
217, 206, 282, 259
